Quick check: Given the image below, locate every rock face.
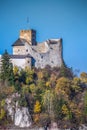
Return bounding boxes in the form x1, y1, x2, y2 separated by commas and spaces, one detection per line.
5, 93, 32, 128
14, 107, 31, 127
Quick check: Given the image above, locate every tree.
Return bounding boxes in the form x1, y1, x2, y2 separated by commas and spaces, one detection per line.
0, 50, 14, 85
62, 104, 72, 120
42, 90, 54, 116
84, 91, 87, 118
54, 96, 65, 120
55, 77, 71, 97
29, 83, 36, 94
37, 71, 44, 80
34, 100, 41, 114
80, 72, 87, 84
25, 67, 34, 85
0, 108, 6, 120
71, 77, 81, 93
80, 72, 87, 79
59, 62, 73, 79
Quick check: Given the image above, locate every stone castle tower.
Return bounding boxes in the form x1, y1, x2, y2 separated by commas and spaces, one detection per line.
20, 30, 36, 45
13, 30, 36, 55
10, 29, 63, 69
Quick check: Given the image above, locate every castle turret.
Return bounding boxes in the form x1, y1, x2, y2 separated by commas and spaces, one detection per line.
20, 29, 36, 45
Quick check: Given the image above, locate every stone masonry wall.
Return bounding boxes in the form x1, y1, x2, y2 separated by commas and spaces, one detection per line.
27, 39, 63, 68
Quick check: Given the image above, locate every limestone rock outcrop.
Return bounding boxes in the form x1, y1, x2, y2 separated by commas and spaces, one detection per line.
5, 93, 32, 128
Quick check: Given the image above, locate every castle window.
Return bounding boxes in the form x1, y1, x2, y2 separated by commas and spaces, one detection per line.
26, 49, 28, 52
18, 49, 20, 52
51, 61, 54, 63
28, 61, 29, 63
41, 56, 43, 59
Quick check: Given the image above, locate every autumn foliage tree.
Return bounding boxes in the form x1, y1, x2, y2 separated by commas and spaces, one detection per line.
0, 55, 87, 128
34, 100, 41, 114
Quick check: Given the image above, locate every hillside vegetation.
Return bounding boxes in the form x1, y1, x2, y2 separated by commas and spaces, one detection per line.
0, 51, 87, 129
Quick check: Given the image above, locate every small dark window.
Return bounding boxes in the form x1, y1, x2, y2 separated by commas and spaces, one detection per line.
51, 61, 54, 63
28, 61, 29, 63
26, 49, 28, 52
18, 49, 20, 51
41, 56, 43, 59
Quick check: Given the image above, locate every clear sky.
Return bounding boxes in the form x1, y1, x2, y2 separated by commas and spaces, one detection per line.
0, 0, 87, 73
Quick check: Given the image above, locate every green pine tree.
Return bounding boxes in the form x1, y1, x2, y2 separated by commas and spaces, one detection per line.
0, 50, 14, 85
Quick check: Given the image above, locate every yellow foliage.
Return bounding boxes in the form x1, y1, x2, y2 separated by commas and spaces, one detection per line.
1, 99, 5, 107
25, 66, 31, 72
37, 71, 44, 79
74, 109, 82, 118
22, 85, 30, 94
34, 100, 41, 114
26, 77, 33, 84
69, 101, 82, 118
72, 77, 81, 92
72, 77, 80, 85
80, 72, 87, 83
46, 81, 50, 87
25, 67, 34, 84
62, 104, 69, 115
29, 84, 36, 93
55, 77, 71, 95
13, 66, 19, 75
80, 72, 87, 79
0, 108, 6, 120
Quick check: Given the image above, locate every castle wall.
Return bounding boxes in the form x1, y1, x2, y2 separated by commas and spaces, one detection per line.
25, 57, 32, 69
13, 46, 25, 55
49, 40, 63, 67
11, 58, 26, 69
10, 57, 31, 69
27, 39, 63, 68
13, 42, 31, 55
36, 52, 50, 68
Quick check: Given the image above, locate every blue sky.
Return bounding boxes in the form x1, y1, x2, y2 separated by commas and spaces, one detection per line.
0, 0, 87, 73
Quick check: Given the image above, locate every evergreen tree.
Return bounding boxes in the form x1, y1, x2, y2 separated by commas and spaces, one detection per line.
0, 50, 14, 85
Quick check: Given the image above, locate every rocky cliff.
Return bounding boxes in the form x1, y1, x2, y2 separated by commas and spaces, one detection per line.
5, 93, 32, 128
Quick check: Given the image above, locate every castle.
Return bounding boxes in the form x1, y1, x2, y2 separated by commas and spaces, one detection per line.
1, 29, 63, 69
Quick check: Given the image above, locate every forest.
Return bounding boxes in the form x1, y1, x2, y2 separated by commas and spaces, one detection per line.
0, 50, 87, 129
